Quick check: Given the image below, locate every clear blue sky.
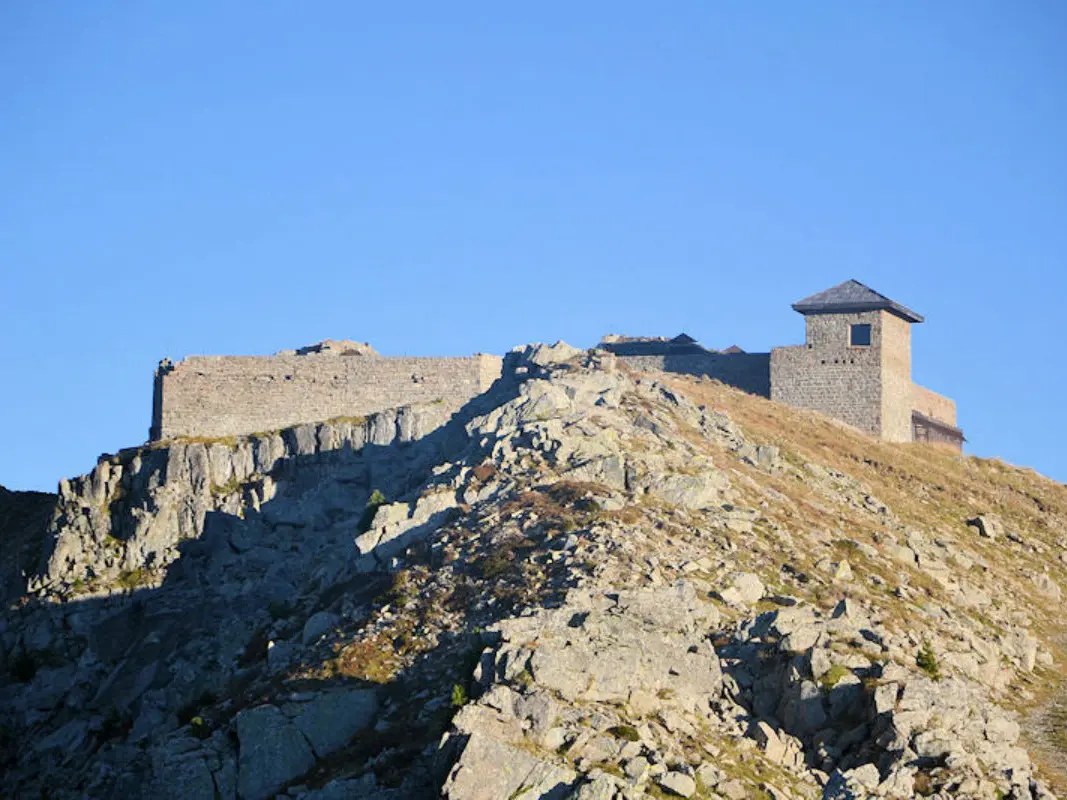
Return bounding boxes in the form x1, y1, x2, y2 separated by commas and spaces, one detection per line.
2, 2, 1065, 491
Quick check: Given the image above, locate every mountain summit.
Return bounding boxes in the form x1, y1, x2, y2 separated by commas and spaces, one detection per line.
2, 343, 1065, 799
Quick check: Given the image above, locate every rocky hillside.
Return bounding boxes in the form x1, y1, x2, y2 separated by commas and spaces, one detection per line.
2, 343, 1066, 799
0, 484, 56, 603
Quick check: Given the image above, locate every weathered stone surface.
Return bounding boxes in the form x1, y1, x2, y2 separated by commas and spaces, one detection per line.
720, 572, 765, 606
441, 730, 577, 799
235, 705, 315, 800
290, 688, 378, 757
657, 770, 697, 797
301, 611, 339, 645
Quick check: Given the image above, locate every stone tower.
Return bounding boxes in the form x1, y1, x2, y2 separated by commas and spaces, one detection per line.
769, 280, 927, 443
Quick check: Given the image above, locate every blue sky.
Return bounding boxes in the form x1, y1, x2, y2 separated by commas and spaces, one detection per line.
1, 2, 1065, 490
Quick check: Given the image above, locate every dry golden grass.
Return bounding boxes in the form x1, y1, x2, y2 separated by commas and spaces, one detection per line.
661, 374, 1067, 790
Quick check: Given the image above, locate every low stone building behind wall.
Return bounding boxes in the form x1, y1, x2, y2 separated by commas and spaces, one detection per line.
150, 343, 503, 441
599, 334, 772, 397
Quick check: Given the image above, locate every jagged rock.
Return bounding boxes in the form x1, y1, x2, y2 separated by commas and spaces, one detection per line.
967, 514, 1003, 541
301, 611, 339, 645
442, 730, 577, 799
720, 572, 765, 606
235, 705, 316, 800
289, 688, 379, 757
657, 770, 697, 797
484, 583, 722, 715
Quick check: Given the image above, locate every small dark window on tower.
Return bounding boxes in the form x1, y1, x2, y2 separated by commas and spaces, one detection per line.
850, 324, 872, 347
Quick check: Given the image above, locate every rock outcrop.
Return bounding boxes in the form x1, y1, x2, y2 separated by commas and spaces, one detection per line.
2, 342, 1065, 799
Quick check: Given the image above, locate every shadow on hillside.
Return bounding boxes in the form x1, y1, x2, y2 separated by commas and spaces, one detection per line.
0, 487, 57, 603
1, 367, 587, 795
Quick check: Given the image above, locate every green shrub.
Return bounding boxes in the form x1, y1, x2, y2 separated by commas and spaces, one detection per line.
819, 664, 852, 689
917, 641, 941, 680
451, 683, 469, 708
358, 490, 387, 533
116, 568, 152, 591
190, 716, 211, 739
607, 724, 641, 742
478, 550, 512, 579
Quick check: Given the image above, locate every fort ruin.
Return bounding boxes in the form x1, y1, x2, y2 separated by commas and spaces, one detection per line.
150, 339, 503, 441
149, 281, 964, 450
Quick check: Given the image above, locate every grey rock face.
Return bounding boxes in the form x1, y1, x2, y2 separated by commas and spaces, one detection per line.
29, 402, 453, 593
301, 611, 339, 645
235, 705, 316, 800
290, 688, 379, 757
489, 583, 722, 714
442, 730, 577, 799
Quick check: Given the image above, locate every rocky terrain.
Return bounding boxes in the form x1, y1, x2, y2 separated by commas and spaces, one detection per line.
0, 484, 56, 604
2, 343, 1066, 799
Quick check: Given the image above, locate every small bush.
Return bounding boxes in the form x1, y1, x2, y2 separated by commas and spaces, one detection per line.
358, 490, 387, 533
819, 664, 852, 689
116, 568, 152, 591
514, 668, 534, 690
451, 683, 469, 708
382, 571, 416, 607
478, 550, 512, 579
607, 724, 641, 742
917, 641, 941, 680
210, 476, 243, 497
190, 716, 211, 740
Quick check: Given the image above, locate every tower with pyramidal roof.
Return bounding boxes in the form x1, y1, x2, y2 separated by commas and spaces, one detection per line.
770, 280, 963, 447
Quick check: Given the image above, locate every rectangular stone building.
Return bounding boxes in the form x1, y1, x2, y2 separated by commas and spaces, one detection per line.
770, 280, 964, 449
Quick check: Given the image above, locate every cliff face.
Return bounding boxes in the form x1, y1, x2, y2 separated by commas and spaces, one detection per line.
2, 344, 1066, 800
0, 485, 55, 602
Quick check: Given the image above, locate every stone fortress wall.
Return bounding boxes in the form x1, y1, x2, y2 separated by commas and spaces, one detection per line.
612, 354, 772, 397
151, 341, 502, 441
148, 282, 962, 449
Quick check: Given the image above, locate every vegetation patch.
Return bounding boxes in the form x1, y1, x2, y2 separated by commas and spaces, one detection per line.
450, 683, 469, 708
116, 568, 153, 591
210, 475, 244, 497
358, 490, 388, 533
917, 641, 941, 680
607, 724, 641, 742
819, 664, 852, 690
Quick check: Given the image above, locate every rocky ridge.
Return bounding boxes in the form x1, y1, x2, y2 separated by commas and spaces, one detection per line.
2, 343, 1066, 799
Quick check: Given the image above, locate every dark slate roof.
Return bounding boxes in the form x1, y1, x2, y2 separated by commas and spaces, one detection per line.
792, 280, 924, 323
671, 333, 698, 344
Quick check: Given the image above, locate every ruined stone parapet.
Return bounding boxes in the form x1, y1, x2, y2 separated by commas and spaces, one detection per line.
150, 349, 502, 441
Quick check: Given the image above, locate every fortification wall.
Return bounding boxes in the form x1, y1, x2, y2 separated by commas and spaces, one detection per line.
151, 353, 503, 441
615, 353, 771, 397
770, 311, 884, 437
912, 384, 957, 427
880, 311, 914, 443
